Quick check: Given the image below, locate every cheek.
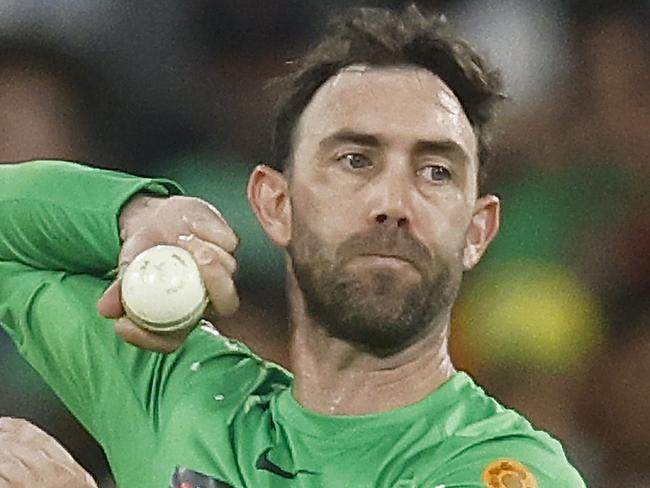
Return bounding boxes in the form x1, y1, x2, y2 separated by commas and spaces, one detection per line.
291, 180, 361, 244
417, 196, 471, 259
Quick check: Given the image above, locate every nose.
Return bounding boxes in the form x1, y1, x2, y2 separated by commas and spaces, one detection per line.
368, 165, 413, 229
375, 213, 408, 227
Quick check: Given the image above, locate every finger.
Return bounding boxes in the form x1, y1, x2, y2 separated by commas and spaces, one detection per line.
179, 198, 229, 227
200, 261, 240, 318
0, 446, 32, 483
0, 417, 28, 434
0, 420, 65, 463
202, 200, 227, 221
0, 427, 96, 487
0, 457, 23, 485
114, 318, 190, 353
117, 230, 165, 277
0, 418, 47, 448
23, 426, 79, 467
177, 234, 238, 275
5, 418, 48, 445
182, 215, 239, 254
97, 279, 123, 319
176, 233, 240, 316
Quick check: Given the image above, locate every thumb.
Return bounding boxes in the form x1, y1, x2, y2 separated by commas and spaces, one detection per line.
97, 279, 124, 319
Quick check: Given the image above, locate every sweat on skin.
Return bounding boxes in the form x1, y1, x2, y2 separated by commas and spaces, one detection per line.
247, 65, 500, 416
0, 65, 585, 486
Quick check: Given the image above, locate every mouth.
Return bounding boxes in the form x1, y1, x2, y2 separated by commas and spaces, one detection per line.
354, 253, 419, 271
343, 253, 424, 285
365, 253, 410, 262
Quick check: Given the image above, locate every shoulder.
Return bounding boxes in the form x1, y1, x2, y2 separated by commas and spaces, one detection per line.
422, 373, 587, 487
178, 320, 292, 395
428, 433, 587, 487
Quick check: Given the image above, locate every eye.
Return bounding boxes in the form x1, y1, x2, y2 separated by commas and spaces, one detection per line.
338, 153, 373, 170
418, 164, 451, 182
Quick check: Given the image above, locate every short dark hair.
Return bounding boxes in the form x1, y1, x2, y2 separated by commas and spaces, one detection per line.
269, 4, 504, 191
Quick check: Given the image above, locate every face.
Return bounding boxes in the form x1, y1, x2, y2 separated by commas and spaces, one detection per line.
251, 65, 499, 352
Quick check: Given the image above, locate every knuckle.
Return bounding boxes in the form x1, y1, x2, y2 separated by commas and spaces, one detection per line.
176, 195, 205, 210
115, 319, 138, 340
192, 243, 220, 267
207, 247, 238, 274
206, 256, 232, 276
167, 194, 191, 205
13, 418, 31, 430
203, 200, 225, 218
125, 336, 150, 350
226, 255, 239, 274
114, 327, 130, 344
0, 417, 26, 432
121, 232, 162, 258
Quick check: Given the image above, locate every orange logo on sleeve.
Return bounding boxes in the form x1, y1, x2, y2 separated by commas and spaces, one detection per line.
482, 459, 539, 488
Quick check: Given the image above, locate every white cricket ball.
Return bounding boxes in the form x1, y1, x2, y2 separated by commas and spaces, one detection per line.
121, 245, 208, 333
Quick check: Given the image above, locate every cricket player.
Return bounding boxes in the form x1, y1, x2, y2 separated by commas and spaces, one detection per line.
0, 6, 587, 487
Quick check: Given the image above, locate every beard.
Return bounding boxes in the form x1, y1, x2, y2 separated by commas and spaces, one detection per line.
288, 214, 463, 355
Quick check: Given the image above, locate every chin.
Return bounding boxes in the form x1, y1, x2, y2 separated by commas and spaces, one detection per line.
320, 289, 433, 354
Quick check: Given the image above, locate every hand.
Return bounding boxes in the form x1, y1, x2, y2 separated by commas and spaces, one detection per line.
0, 417, 98, 488
97, 195, 240, 352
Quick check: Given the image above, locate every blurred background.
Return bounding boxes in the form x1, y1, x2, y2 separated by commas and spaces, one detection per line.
0, 0, 648, 486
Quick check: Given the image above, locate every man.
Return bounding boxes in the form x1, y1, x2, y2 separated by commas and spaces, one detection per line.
0, 6, 586, 487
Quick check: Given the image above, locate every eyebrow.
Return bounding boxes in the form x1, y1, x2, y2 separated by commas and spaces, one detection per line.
318, 129, 471, 164
413, 139, 470, 165
318, 130, 381, 150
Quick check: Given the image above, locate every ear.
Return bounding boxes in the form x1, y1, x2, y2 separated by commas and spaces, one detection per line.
462, 194, 500, 270
247, 164, 292, 248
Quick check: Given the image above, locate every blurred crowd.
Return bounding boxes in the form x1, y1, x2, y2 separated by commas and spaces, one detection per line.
0, 1, 648, 486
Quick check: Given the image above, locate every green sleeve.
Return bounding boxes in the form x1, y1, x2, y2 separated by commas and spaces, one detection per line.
0, 260, 275, 483
0, 160, 182, 277
0, 159, 191, 454
429, 435, 587, 487
0, 262, 150, 443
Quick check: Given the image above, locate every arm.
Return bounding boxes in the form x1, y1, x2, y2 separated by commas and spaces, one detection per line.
427, 435, 587, 488
0, 160, 245, 482
0, 260, 257, 476
0, 160, 240, 352
0, 161, 186, 441
0, 160, 182, 276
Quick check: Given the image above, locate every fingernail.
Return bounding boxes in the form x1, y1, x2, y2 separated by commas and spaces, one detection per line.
177, 234, 195, 243
181, 215, 197, 229
194, 247, 216, 265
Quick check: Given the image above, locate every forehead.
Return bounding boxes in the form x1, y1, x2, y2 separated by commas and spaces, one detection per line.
294, 65, 477, 157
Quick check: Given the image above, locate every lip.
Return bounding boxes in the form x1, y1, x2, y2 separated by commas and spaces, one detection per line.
356, 254, 416, 268
365, 253, 409, 261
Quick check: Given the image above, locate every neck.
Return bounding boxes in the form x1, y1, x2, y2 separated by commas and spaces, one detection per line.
287, 272, 456, 416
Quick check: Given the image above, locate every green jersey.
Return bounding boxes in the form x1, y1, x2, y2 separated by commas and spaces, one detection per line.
0, 161, 587, 488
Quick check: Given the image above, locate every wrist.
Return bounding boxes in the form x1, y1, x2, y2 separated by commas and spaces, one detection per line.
119, 194, 163, 241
